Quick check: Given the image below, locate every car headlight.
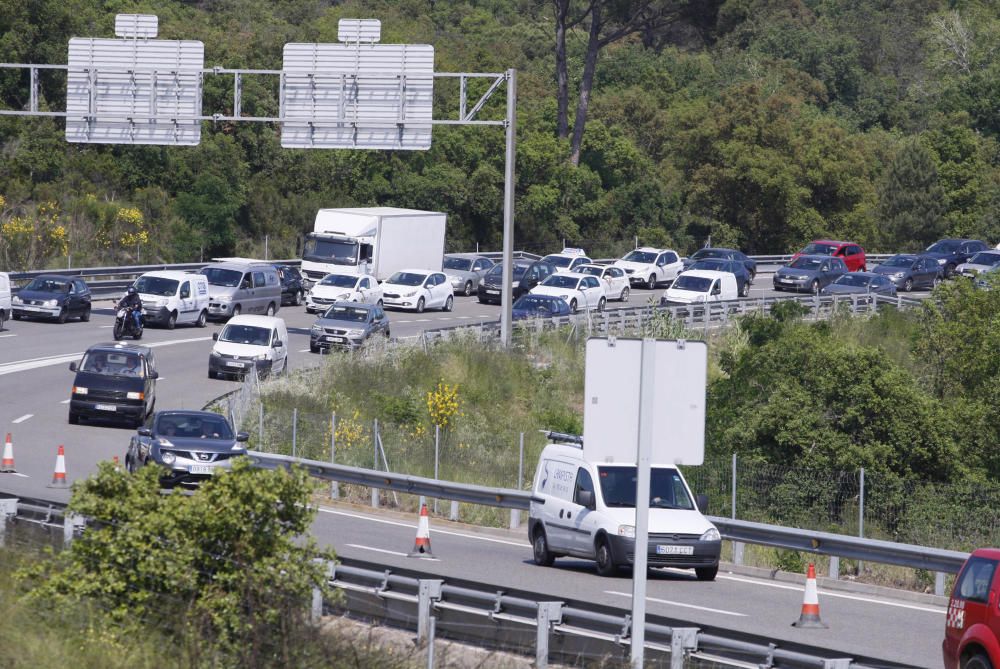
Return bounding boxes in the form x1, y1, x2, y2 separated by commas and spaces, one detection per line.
618, 525, 635, 539
160, 451, 176, 466
346, 328, 365, 337
126, 391, 144, 400
231, 444, 246, 452
893, 272, 906, 278
43, 299, 58, 307
338, 293, 351, 300
12, 295, 21, 304
217, 294, 233, 301
937, 258, 947, 265
256, 353, 269, 361
478, 278, 485, 286
311, 324, 322, 333
210, 350, 222, 357
403, 290, 417, 297
700, 527, 721, 542
560, 294, 569, 299
72, 386, 88, 395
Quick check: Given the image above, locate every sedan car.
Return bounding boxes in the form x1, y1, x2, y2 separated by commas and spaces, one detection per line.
529, 272, 607, 313
773, 255, 848, 293
68, 342, 158, 427
791, 240, 866, 272
870, 254, 941, 292
275, 264, 305, 306
382, 269, 454, 312
686, 258, 752, 297
478, 260, 557, 304
613, 247, 683, 288
309, 302, 390, 352
125, 410, 248, 487
305, 272, 383, 313
923, 238, 990, 278
12, 274, 91, 323
820, 272, 897, 297
511, 294, 573, 320
541, 247, 592, 272
957, 251, 1000, 278
443, 254, 495, 296
682, 247, 757, 279
576, 264, 630, 301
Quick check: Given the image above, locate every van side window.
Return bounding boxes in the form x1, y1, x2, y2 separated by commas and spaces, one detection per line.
266, 271, 278, 286
252, 272, 265, 288
180, 282, 190, 299
240, 273, 252, 289
574, 468, 595, 506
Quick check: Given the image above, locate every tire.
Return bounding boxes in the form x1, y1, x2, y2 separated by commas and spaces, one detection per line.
695, 565, 719, 582
773, 285, 782, 292
443, 295, 454, 312
595, 537, 617, 577
80, 306, 91, 322
464, 281, 474, 297
620, 286, 629, 302
165, 311, 177, 330
266, 302, 276, 317
740, 281, 750, 297
569, 299, 578, 314
68, 411, 79, 425
377, 299, 384, 307
196, 310, 207, 328
293, 290, 303, 306
208, 370, 216, 379
478, 297, 487, 304
310, 343, 320, 353
415, 297, 425, 313
231, 305, 241, 318
12, 313, 21, 320
945, 263, 956, 279
113, 320, 124, 341
0, 309, 6, 331
532, 529, 555, 567
811, 280, 820, 295
963, 652, 994, 669
903, 278, 913, 292
596, 297, 606, 312
647, 273, 657, 289
56, 307, 68, 324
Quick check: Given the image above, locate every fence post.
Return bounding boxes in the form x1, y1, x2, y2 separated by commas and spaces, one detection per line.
372, 419, 380, 509
858, 467, 865, 575
536, 602, 563, 669
0, 497, 16, 548
63, 512, 84, 547
426, 616, 436, 669
510, 432, 525, 530
330, 412, 339, 500
292, 407, 298, 458
434, 425, 440, 515
731, 453, 743, 566
417, 579, 444, 644
310, 560, 334, 624
670, 628, 699, 669
258, 403, 264, 449
449, 500, 458, 521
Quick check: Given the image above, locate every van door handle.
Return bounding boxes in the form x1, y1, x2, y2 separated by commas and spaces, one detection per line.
559, 510, 564, 519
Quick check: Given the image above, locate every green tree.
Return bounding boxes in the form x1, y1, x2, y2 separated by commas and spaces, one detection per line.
876, 138, 945, 251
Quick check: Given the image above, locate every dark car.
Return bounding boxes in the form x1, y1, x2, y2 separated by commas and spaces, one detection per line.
791, 240, 867, 272
871, 254, 941, 291
687, 259, 753, 297
477, 260, 557, 304
820, 272, 897, 297
511, 294, 573, 320
12, 274, 91, 323
923, 238, 989, 278
683, 247, 757, 279
68, 343, 158, 428
125, 410, 248, 487
773, 255, 848, 293
275, 264, 305, 306
309, 301, 390, 352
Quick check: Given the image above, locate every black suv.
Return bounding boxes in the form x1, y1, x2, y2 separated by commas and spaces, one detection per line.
477, 260, 557, 304
275, 265, 305, 306
68, 343, 158, 428
12, 274, 91, 323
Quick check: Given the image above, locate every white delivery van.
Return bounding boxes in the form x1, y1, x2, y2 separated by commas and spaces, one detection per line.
528, 436, 721, 580
132, 271, 210, 329
661, 269, 738, 305
208, 315, 288, 380
0, 272, 10, 330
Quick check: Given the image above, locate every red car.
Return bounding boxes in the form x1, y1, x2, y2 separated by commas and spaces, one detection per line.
944, 548, 1000, 669
791, 240, 867, 272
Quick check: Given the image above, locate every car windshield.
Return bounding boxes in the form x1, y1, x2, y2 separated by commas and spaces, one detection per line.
303, 237, 359, 265
487, 264, 529, 279
24, 278, 68, 292
692, 248, 728, 260
970, 252, 1000, 266
543, 255, 573, 268
133, 276, 179, 296
541, 275, 580, 289
800, 243, 838, 255
597, 466, 694, 509
386, 272, 427, 287
834, 274, 871, 287
513, 296, 560, 311
156, 415, 234, 440
576, 266, 603, 277
319, 274, 359, 288
622, 250, 656, 263
790, 257, 823, 270
219, 324, 271, 346
927, 240, 961, 253
80, 351, 143, 377
322, 306, 370, 322
672, 275, 713, 292
443, 257, 473, 271
201, 268, 242, 287
882, 256, 915, 268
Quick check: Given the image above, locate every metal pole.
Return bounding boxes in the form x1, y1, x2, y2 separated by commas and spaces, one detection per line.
372, 419, 380, 508
511, 432, 524, 529
258, 403, 264, 448
499, 68, 517, 348
858, 467, 865, 575
732, 452, 743, 566
292, 407, 298, 458
264, 234, 269, 260
630, 338, 656, 669
330, 412, 339, 499
536, 602, 563, 669
426, 616, 436, 669
434, 424, 440, 515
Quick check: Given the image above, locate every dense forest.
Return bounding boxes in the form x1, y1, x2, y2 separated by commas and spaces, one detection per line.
2, 0, 1000, 271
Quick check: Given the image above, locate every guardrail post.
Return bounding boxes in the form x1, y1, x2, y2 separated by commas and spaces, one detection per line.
416, 579, 444, 644
829, 556, 840, 580
63, 512, 84, 547
536, 601, 563, 669
449, 500, 458, 521
670, 628, 699, 669
330, 413, 339, 500
936, 571, 946, 597
426, 615, 436, 669
311, 560, 334, 624
0, 498, 16, 548
822, 659, 853, 669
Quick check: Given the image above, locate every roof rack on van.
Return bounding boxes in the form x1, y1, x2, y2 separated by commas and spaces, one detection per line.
540, 430, 583, 447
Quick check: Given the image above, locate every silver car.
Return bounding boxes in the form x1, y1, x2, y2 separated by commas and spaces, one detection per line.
957, 251, 1000, 278
443, 254, 495, 296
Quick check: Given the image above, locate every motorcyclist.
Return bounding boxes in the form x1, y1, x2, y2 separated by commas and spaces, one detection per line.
118, 286, 143, 332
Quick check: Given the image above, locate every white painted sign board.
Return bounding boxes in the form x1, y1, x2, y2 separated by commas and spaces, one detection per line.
582, 337, 707, 465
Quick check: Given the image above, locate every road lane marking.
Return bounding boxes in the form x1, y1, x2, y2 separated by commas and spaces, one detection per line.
11, 414, 33, 424
0, 336, 213, 377
0, 334, 15, 338
604, 590, 745, 617
318, 507, 528, 547
345, 543, 439, 560
3, 472, 29, 478
298, 349, 311, 353
59, 399, 70, 404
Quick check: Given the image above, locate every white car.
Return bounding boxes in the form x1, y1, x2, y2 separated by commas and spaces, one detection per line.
381, 269, 454, 313
542, 247, 592, 272
529, 271, 607, 313
613, 247, 683, 288
576, 264, 629, 301
306, 273, 383, 314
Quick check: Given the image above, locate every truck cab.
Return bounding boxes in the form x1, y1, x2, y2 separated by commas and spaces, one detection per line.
944, 548, 1000, 669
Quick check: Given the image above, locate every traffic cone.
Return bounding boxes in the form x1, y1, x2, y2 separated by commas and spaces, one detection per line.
48, 445, 69, 488
792, 563, 828, 628
112, 456, 120, 469
0, 433, 14, 473
408, 503, 434, 558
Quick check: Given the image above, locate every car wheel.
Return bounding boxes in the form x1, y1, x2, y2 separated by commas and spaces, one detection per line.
647, 273, 657, 289
80, 305, 91, 322
463, 281, 473, 297
569, 299, 578, 314
696, 565, 719, 582
293, 290, 303, 306
231, 305, 241, 318
532, 529, 555, 567
595, 537, 618, 577
945, 263, 956, 278
478, 297, 487, 304
962, 653, 994, 669
740, 281, 750, 297
0, 309, 5, 331
443, 295, 454, 312
266, 302, 276, 317
596, 297, 606, 312
377, 299, 384, 307
165, 311, 177, 330
68, 411, 79, 425
811, 280, 820, 295
620, 286, 629, 302
196, 310, 207, 327
56, 307, 68, 324
310, 343, 320, 353
415, 297, 425, 313
12, 312, 21, 320
903, 278, 913, 292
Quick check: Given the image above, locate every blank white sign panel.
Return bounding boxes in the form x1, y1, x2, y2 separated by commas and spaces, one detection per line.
583, 338, 707, 465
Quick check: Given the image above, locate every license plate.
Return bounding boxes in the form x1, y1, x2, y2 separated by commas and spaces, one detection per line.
324, 336, 346, 343
95, 404, 117, 412
189, 464, 215, 475
486, 289, 499, 294
779, 278, 794, 283
656, 545, 694, 555
225, 361, 246, 368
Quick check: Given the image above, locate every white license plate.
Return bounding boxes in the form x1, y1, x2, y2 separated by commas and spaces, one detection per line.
189, 464, 216, 475
225, 361, 246, 368
778, 278, 794, 283
95, 404, 117, 412
656, 545, 694, 555
486, 289, 499, 294
324, 336, 346, 343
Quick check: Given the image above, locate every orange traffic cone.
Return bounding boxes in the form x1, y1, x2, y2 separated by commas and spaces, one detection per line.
0, 433, 14, 473
792, 563, 827, 628
408, 503, 434, 558
47, 445, 69, 488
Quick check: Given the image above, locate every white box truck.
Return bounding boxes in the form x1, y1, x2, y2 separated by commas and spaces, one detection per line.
300, 207, 447, 284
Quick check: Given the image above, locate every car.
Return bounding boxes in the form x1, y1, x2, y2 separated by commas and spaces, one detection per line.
0, 272, 10, 331
661, 269, 739, 305
685, 258, 753, 297
576, 264, 630, 301
443, 253, 495, 296
309, 302, 390, 352
791, 240, 867, 272
819, 272, 897, 297
12, 274, 91, 323
275, 264, 305, 306
511, 294, 573, 320
976, 266, 1000, 291
529, 271, 607, 313
381, 269, 454, 312
477, 260, 557, 304
208, 315, 289, 380
957, 251, 1000, 278
125, 410, 249, 488
943, 548, 1000, 669
613, 247, 683, 288
305, 272, 383, 313
870, 254, 942, 292
773, 255, 848, 293
541, 247, 592, 272
923, 239, 990, 278
682, 247, 757, 279
68, 342, 158, 427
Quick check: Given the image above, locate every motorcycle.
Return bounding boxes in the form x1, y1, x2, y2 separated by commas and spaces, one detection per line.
113, 305, 144, 340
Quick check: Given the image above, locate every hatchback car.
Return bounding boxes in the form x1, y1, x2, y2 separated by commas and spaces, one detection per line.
871, 254, 942, 291
773, 255, 848, 293
687, 258, 753, 297
575, 264, 629, 301
923, 239, 990, 278
792, 240, 866, 272
443, 254, 495, 296
478, 260, 557, 304
309, 302, 390, 352
382, 269, 454, 312
305, 272, 383, 313
125, 410, 248, 487
613, 247, 683, 288
820, 272, 897, 297
529, 272, 607, 313
275, 264, 305, 307
541, 248, 592, 272
68, 343, 158, 427
957, 251, 1000, 278
511, 294, 573, 320
683, 247, 757, 279
12, 275, 91, 323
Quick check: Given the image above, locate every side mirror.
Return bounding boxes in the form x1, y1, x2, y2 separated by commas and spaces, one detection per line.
149, 370, 159, 380
272, 340, 284, 349
212, 333, 219, 341
696, 494, 709, 514
69, 362, 77, 372
577, 489, 595, 509
236, 431, 249, 442
137, 427, 152, 437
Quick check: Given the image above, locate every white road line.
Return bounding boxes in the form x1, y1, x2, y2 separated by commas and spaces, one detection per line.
298, 348, 311, 353
604, 590, 746, 617
415, 318, 432, 322
99, 325, 113, 329
396, 320, 412, 323
345, 543, 440, 560
318, 507, 529, 548
0, 334, 16, 338
4, 472, 29, 478
59, 399, 70, 404
11, 414, 33, 424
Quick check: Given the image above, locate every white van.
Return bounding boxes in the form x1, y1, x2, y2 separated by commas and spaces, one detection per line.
132, 271, 210, 329
208, 315, 289, 380
528, 437, 721, 580
661, 269, 738, 305
0, 272, 10, 330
